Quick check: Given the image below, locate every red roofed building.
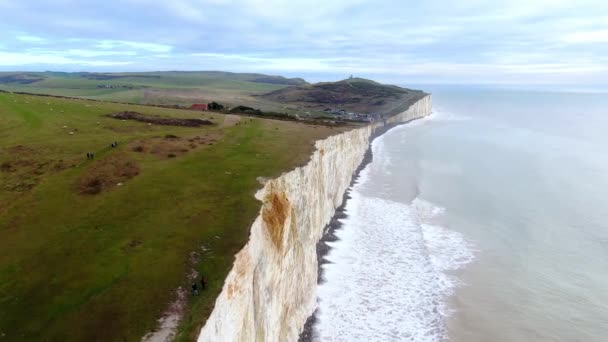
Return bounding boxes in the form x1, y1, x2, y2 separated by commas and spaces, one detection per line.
191, 103, 208, 111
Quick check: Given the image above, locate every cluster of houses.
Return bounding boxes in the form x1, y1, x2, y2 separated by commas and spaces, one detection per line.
187, 102, 386, 124
323, 108, 384, 122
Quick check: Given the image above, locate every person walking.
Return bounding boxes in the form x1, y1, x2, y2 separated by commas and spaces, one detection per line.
191, 283, 199, 296
200, 275, 207, 290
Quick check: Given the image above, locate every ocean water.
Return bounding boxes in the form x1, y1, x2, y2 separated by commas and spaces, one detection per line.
313, 86, 608, 341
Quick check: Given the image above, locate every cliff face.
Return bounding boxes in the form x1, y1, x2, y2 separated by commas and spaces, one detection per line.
198, 95, 432, 342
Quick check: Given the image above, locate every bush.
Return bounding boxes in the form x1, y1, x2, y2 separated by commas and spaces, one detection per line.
208, 102, 224, 110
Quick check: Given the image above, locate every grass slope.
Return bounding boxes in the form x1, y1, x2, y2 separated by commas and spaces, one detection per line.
0, 72, 306, 111
0, 92, 343, 341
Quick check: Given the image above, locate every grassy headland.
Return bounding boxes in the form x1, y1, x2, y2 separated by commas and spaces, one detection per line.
0, 73, 423, 341
0, 91, 347, 341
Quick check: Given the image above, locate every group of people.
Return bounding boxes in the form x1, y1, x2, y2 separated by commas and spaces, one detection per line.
86, 141, 119, 160
191, 275, 208, 296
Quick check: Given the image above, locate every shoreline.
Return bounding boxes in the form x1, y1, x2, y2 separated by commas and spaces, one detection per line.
196, 95, 431, 342
298, 117, 424, 342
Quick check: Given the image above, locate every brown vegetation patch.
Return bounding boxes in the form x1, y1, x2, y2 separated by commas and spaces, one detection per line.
7, 145, 35, 154
127, 133, 221, 159
107, 111, 212, 127
79, 153, 140, 195
262, 189, 291, 251
1, 145, 72, 195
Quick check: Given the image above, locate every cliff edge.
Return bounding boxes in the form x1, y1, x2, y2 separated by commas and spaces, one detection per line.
198, 95, 432, 342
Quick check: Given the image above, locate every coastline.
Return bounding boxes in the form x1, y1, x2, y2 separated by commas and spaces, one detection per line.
298, 117, 428, 342
197, 95, 431, 342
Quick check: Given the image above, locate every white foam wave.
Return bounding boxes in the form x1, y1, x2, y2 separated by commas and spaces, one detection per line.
314, 152, 474, 341
371, 133, 393, 175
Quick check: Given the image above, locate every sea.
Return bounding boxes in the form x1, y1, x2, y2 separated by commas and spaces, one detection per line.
312, 85, 608, 341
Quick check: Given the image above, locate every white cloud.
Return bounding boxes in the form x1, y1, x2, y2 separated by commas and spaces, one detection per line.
188, 51, 608, 78
16, 35, 45, 43
561, 30, 608, 44
95, 40, 172, 52
66, 49, 137, 57
1, 0, 608, 84
0, 51, 132, 66
191, 52, 338, 71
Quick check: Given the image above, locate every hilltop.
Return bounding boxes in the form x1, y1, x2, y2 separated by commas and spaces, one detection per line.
261, 77, 426, 116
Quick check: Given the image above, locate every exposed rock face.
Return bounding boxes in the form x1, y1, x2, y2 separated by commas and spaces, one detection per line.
198, 95, 432, 342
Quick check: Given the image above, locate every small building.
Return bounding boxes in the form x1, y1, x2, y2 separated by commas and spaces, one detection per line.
191, 103, 208, 111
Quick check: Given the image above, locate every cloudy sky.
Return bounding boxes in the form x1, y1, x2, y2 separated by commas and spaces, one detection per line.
1, 0, 607, 84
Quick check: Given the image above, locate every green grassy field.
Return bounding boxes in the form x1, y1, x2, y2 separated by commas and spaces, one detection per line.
0, 72, 299, 112
0, 91, 344, 341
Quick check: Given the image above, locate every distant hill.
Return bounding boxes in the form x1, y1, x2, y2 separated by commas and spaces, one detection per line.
0, 71, 308, 111
260, 77, 426, 115
0, 73, 46, 84
0, 72, 424, 119
0, 71, 308, 86
247, 75, 307, 86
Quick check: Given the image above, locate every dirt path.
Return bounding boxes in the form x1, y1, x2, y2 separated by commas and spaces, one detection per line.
141, 287, 187, 342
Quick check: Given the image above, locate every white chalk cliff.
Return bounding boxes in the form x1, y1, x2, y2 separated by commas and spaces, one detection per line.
198, 95, 432, 342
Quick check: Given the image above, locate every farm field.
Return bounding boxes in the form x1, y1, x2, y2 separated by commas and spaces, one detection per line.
0, 71, 307, 114
0, 91, 348, 341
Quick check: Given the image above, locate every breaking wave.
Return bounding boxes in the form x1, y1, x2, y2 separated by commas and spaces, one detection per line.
313, 122, 474, 342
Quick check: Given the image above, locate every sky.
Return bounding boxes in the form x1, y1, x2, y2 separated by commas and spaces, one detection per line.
0, 0, 607, 85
